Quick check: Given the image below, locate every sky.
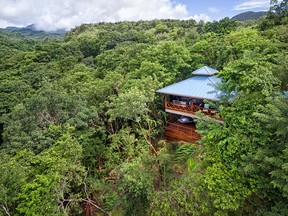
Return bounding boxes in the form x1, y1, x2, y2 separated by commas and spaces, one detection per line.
0, 0, 271, 31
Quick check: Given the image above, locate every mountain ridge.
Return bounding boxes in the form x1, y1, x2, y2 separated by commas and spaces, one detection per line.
1, 24, 66, 37
232, 11, 268, 21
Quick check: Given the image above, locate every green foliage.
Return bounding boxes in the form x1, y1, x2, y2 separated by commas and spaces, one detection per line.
107, 127, 145, 167
175, 143, 198, 163
258, 0, 288, 29
251, 95, 288, 198
197, 42, 287, 214
0, 17, 287, 216
118, 155, 156, 216
224, 28, 276, 61
0, 125, 85, 216
0, 30, 35, 60
149, 173, 212, 216
0, 153, 28, 216
141, 41, 191, 81
269, 0, 288, 24
203, 17, 238, 34
190, 32, 228, 69
107, 87, 149, 122
204, 163, 253, 211
220, 45, 281, 92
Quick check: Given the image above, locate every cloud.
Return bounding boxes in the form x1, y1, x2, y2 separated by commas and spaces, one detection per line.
234, 0, 270, 11
0, 0, 196, 31
208, 7, 220, 14
0, 19, 15, 28
189, 14, 211, 22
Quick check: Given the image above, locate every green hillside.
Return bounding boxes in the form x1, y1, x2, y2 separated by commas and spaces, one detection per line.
232, 11, 268, 21
1, 24, 65, 39
0, 1, 287, 215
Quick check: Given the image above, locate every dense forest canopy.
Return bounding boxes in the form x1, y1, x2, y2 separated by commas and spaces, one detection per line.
0, 1, 287, 215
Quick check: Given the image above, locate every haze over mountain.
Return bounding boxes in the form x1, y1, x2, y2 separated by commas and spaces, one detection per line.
1, 24, 66, 37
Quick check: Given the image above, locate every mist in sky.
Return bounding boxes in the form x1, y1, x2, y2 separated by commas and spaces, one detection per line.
0, 0, 270, 31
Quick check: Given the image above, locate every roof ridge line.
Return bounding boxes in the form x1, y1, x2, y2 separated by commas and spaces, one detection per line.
208, 76, 217, 85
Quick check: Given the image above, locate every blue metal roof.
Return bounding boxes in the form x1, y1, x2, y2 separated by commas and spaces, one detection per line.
156, 75, 222, 101
192, 66, 218, 76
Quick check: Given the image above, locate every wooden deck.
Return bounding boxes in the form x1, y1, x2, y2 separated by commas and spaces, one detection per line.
165, 101, 221, 120
164, 122, 201, 143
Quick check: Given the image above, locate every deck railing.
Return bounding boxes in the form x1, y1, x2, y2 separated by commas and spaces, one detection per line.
165, 122, 201, 142
165, 101, 221, 119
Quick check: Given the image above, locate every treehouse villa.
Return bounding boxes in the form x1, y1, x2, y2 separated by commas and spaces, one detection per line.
156, 66, 223, 142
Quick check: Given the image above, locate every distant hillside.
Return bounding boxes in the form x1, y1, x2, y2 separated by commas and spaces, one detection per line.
1, 24, 66, 38
0, 29, 36, 60
232, 11, 268, 21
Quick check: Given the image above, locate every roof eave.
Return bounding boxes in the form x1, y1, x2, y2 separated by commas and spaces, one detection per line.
157, 92, 220, 101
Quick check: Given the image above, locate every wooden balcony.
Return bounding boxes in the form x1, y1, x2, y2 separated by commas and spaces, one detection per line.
165, 122, 201, 143
165, 101, 222, 121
